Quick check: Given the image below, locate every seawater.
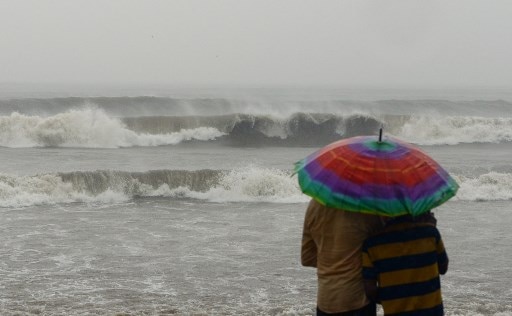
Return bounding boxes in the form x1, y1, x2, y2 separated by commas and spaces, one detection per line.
0, 86, 511, 315
1, 198, 511, 315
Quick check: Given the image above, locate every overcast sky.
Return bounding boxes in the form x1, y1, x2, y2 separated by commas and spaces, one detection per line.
1, 0, 511, 87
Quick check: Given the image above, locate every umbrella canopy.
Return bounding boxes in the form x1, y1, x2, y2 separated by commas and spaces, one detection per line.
294, 135, 459, 217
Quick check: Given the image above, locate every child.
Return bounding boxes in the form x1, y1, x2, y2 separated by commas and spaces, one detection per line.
362, 212, 448, 315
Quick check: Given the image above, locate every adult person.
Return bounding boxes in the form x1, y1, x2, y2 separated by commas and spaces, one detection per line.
361, 212, 449, 316
301, 199, 383, 316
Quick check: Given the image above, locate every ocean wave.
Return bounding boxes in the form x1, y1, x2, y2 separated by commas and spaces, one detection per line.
124, 113, 512, 146
0, 167, 305, 208
0, 167, 510, 208
0, 109, 224, 148
2, 105, 512, 148
126, 112, 380, 147
0, 108, 382, 148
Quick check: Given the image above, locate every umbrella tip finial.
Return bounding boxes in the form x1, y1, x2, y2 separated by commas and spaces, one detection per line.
378, 127, 383, 142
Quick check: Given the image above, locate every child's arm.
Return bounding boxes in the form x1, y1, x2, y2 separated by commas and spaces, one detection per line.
436, 229, 449, 275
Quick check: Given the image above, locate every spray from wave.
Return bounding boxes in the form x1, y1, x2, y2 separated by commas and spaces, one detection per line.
0, 108, 224, 148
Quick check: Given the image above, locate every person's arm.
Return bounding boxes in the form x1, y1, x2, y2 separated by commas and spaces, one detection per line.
436, 229, 449, 275
301, 219, 317, 267
301, 203, 317, 267
438, 256, 449, 275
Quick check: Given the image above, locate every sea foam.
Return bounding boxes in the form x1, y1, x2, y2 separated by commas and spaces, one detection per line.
454, 172, 512, 201
0, 173, 129, 208
396, 116, 512, 145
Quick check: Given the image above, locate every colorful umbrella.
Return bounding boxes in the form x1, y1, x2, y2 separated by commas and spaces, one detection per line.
294, 134, 459, 217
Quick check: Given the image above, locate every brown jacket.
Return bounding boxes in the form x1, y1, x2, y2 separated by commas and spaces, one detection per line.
301, 199, 383, 313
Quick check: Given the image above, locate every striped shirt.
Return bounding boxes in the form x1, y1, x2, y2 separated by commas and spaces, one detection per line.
362, 217, 448, 316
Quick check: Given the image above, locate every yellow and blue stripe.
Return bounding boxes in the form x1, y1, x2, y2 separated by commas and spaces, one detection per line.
362, 220, 448, 316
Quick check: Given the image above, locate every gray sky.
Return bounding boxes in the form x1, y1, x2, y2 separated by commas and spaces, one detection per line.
1, 0, 511, 87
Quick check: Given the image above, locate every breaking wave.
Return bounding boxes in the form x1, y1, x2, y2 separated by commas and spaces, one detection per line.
123, 112, 381, 146
1, 105, 512, 148
0, 108, 382, 148
2, 94, 511, 147
0, 167, 307, 208
121, 113, 512, 146
0, 167, 510, 208
0, 109, 224, 148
